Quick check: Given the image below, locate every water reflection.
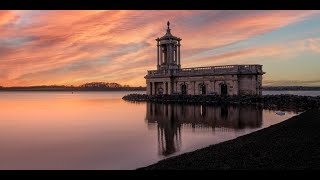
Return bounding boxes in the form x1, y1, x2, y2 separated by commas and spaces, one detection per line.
146, 103, 263, 156
0, 92, 299, 169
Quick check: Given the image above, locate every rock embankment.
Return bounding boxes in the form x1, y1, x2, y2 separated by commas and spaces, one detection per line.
123, 94, 320, 111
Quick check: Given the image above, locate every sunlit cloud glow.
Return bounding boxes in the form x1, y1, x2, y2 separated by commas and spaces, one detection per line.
0, 10, 320, 86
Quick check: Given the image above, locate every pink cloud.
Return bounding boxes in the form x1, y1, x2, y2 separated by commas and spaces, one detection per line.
0, 10, 319, 87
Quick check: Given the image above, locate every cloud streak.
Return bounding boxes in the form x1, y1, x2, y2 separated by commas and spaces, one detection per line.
0, 10, 319, 86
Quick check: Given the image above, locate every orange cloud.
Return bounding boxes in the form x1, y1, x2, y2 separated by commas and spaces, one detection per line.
0, 11, 17, 26
0, 10, 319, 87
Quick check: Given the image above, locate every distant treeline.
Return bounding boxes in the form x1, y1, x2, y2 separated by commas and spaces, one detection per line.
1, 84, 319, 91
0, 82, 146, 91
263, 86, 320, 91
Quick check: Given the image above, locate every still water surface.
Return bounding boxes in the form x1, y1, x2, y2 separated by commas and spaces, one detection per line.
0, 91, 309, 169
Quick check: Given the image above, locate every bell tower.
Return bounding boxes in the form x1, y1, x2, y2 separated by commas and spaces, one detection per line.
156, 21, 182, 71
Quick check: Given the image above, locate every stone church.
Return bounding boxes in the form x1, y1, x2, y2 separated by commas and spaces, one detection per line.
145, 22, 265, 96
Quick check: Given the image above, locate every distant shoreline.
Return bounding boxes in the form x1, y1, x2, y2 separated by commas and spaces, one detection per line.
0, 89, 146, 92
0, 88, 146, 92
262, 86, 320, 91
1, 89, 320, 92
263, 89, 320, 91
1, 86, 319, 91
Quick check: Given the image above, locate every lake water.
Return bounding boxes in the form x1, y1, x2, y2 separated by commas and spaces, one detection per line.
0, 91, 313, 169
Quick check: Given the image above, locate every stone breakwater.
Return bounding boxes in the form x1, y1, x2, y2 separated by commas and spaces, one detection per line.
123, 94, 320, 111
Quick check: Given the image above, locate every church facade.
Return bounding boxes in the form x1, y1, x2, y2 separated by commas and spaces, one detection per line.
145, 22, 265, 96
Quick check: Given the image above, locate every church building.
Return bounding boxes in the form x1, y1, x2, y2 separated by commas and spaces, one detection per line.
145, 22, 265, 96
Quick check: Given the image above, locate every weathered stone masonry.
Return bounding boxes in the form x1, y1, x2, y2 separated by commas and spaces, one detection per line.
145, 21, 265, 96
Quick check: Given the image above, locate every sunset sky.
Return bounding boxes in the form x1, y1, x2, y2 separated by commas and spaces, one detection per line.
0, 10, 320, 87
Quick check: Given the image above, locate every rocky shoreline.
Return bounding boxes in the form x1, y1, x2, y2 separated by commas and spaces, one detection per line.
139, 109, 320, 170
123, 94, 320, 111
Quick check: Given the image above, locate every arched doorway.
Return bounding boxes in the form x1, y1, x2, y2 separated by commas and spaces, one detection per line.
199, 83, 206, 95
221, 83, 228, 96
158, 87, 163, 95
181, 84, 187, 95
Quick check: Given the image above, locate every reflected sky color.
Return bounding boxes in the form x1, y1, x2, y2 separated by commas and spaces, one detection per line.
0, 10, 320, 86
0, 91, 298, 169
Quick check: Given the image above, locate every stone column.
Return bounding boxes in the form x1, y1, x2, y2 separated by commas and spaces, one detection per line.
234, 79, 239, 95
176, 82, 178, 93
166, 44, 170, 64
157, 41, 159, 69
177, 82, 181, 94
189, 81, 193, 95
167, 44, 170, 65
178, 41, 181, 67
194, 82, 199, 95
170, 44, 173, 64
147, 82, 150, 95
175, 45, 177, 64
160, 46, 163, 65
152, 82, 156, 95
173, 82, 177, 94
168, 44, 172, 64
149, 82, 152, 95
232, 80, 237, 95
212, 80, 215, 94
168, 81, 172, 95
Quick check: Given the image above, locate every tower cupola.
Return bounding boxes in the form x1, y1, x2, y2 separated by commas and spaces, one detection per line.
156, 21, 182, 70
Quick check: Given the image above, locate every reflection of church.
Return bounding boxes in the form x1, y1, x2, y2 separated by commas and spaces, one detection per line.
145, 103, 262, 156
145, 21, 265, 96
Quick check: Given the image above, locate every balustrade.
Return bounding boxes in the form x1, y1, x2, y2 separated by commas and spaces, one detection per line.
147, 65, 263, 76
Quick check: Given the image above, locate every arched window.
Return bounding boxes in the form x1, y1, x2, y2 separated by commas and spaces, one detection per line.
199, 83, 206, 95
220, 83, 228, 96
181, 84, 187, 95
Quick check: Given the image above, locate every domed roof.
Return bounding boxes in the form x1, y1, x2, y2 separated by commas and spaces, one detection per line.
158, 21, 181, 41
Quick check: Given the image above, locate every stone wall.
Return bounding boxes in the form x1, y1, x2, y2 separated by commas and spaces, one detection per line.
238, 75, 262, 95
169, 75, 240, 95
146, 72, 262, 96
147, 78, 172, 95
